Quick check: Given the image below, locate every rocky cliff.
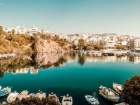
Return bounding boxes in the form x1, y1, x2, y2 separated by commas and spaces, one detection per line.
34, 39, 65, 53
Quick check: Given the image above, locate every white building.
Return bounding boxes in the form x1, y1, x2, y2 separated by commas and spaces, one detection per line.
130, 39, 140, 50
15, 26, 27, 34
28, 27, 41, 35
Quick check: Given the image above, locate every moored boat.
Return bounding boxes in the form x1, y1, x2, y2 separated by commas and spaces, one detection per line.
0, 87, 11, 97
85, 95, 100, 105
115, 102, 129, 105
113, 83, 123, 95
7, 91, 19, 103
35, 91, 46, 100
62, 94, 73, 105
99, 85, 120, 102
48, 92, 60, 104
17, 90, 29, 100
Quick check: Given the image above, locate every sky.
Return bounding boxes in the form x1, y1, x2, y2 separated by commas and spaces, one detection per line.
0, 0, 140, 36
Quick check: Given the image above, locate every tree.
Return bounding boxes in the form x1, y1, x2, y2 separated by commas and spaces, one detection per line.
0, 26, 3, 35
78, 38, 85, 50
86, 43, 94, 50
116, 45, 127, 50
94, 44, 104, 50
122, 75, 140, 105
12, 29, 15, 34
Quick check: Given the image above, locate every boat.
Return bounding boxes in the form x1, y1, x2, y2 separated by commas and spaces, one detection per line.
7, 91, 19, 103
85, 95, 100, 105
115, 102, 129, 105
27, 93, 36, 98
17, 90, 29, 100
113, 83, 123, 95
99, 85, 120, 102
35, 91, 46, 100
48, 92, 60, 103
62, 94, 73, 105
0, 87, 11, 97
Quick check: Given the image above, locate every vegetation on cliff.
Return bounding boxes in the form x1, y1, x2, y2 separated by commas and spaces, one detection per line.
0, 26, 33, 54
0, 26, 70, 54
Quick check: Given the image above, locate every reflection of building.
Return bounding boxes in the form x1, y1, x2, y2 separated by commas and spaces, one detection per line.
12, 68, 29, 74
132, 56, 140, 64
30, 68, 38, 74
7, 67, 38, 74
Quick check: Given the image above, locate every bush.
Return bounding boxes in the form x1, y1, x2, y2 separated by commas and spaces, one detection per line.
122, 75, 140, 105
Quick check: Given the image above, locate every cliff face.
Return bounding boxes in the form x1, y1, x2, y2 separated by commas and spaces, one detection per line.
34, 39, 65, 53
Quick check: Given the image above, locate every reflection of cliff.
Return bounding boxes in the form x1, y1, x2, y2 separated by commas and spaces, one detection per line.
0, 55, 32, 72
0, 54, 36, 75
36, 53, 64, 64
35, 53, 67, 68
0, 53, 140, 76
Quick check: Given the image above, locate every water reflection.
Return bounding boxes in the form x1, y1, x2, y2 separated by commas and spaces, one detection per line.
0, 52, 140, 76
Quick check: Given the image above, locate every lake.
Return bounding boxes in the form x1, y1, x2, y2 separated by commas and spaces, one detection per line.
0, 52, 140, 105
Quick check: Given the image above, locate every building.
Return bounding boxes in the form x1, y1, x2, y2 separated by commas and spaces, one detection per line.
15, 26, 27, 34
130, 39, 140, 51
28, 27, 41, 35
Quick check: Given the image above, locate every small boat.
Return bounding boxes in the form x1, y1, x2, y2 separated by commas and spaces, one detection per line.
0, 87, 11, 97
99, 85, 120, 102
17, 90, 29, 100
85, 95, 100, 105
115, 102, 129, 105
48, 92, 60, 103
62, 94, 73, 105
27, 93, 36, 98
35, 91, 46, 100
7, 91, 19, 103
113, 83, 123, 95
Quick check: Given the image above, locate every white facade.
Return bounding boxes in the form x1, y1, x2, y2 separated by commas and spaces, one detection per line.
28, 27, 41, 35
130, 39, 140, 50
15, 26, 27, 34
121, 41, 127, 46
105, 40, 115, 48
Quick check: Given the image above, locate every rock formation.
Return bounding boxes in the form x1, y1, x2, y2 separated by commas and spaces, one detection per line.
35, 39, 65, 53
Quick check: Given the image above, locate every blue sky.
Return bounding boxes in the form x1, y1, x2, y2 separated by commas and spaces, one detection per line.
0, 0, 140, 35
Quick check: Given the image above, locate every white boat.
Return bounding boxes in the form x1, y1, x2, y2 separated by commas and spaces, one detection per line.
0, 87, 11, 97
99, 85, 120, 102
7, 91, 19, 103
113, 83, 123, 95
115, 102, 129, 105
62, 94, 73, 105
48, 92, 60, 104
35, 91, 46, 100
17, 90, 29, 100
27, 93, 36, 97
85, 95, 100, 105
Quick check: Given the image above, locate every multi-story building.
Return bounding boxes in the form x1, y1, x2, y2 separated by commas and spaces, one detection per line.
130, 39, 140, 51
28, 27, 41, 35
15, 26, 27, 34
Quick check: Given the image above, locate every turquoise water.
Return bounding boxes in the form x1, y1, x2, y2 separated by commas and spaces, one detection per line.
0, 54, 140, 105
